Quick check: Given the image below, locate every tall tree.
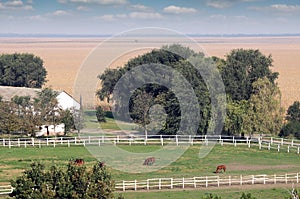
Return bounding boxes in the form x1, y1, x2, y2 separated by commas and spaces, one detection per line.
0, 53, 47, 88
222, 49, 278, 101
243, 77, 283, 136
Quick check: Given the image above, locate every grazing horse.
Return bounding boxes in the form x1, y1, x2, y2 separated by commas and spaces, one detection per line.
215, 165, 226, 173
99, 161, 105, 168
74, 158, 84, 166
143, 157, 155, 165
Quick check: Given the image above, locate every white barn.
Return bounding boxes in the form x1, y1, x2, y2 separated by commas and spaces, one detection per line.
0, 86, 80, 136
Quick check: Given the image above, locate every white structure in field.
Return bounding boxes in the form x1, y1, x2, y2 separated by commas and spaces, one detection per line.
0, 86, 80, 136
36, 124, 65, 137
56, 91, 80, 111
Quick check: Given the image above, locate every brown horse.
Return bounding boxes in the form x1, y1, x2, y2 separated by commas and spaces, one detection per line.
215, 165, 226, 173
99, 161, 105, 168
143, 157, 155, 165
74, 159, 84, 166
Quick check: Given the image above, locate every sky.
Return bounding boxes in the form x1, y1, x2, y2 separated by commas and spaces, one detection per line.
0, 0, 300, 35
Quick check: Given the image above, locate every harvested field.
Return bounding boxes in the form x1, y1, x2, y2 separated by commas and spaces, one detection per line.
0, 36, 299, 109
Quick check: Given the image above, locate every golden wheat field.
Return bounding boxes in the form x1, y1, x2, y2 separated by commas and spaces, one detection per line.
0, 36, 299, 109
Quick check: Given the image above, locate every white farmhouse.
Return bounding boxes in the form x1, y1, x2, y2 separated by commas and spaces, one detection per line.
0, 86, 80, 136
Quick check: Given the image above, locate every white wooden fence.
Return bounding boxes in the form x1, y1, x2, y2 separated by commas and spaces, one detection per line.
115, 172, 300, 191
1, 172, 299, 194
0, 185, 13, 195
1, 135, 299, 154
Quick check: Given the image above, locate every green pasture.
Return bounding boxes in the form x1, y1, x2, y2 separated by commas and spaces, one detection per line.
0, 144, 299, 185
118, 187, 296, 199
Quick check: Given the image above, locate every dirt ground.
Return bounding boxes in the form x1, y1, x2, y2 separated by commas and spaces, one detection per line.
0, 36, 299, 109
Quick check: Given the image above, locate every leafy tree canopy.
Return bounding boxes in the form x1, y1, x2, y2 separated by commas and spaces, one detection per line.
0, 53, 47, 88
221, 49, 278, 101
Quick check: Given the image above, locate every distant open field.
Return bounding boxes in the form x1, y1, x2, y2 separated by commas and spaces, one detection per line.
0, 36, 300, 109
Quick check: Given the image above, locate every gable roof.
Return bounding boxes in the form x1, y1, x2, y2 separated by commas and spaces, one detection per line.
0, 86, 41, 101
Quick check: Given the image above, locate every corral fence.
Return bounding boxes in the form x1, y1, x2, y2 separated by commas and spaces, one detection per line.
115, 172, 300, 191
0, 185, 13, 195
1, 172, 299, 195
1, 135, 300, 154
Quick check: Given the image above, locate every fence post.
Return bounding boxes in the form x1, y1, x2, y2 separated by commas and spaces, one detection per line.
53, 140, 56, 148
274, 174, 276, 184
268, 143, 270, 150
297, 173, 299, 183
32, 138, 34, 147
206, 176, 208, 187
74, 137, 77, 145
229, 176, 231, 186
234, 140, 237, 147
248, 140, 251, 148
89, 136, 91, 144
171, 178, 173, 189
61, 137, 63, 144
285, 173, 288, 184
298, 147, 300, 154
18, 139, 20, 147
147, 179, 149, 190
182, 177, 185, 189
221, 139, 223, 146
8, 139, 11, 149
263, 175, 266, 184
39, 140, 41, 148
176, 135, 178, 146
68, 140, 70, 147
83, 140, 86, 147
99, 138, 101, 147
193, 177, 196, 188
46, 138, 49, 146
252, 175, 254, 184
122, 181, 125, 191
240, 175, 243, 185
160, 135, 163, 146
233, 136, 235, 144
287, 145, 290, 153
217, 176, 220, 187
2, 138, 5, 146
271, 137, 273, 144
277, 144, 280, 152
281, 138, 284, 146
291, 139, 294, 147
24, 140, 27, 148
219, 135, 222, 143
159, 179, 161, 190
134, 180, 137, 191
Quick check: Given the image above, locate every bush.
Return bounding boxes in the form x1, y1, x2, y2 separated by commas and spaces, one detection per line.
96, 106, 106, 123
10, 162, 117, 199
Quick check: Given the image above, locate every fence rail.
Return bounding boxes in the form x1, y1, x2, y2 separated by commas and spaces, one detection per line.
115, 173, 300, 191
1, 172, 299, 194
0, 185, 13, 195
1, 135, 299, 154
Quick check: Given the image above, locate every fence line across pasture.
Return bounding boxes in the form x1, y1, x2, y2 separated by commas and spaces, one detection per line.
1, 172, 299, 195
1, 135, 300, 154
115, 172, 300, 191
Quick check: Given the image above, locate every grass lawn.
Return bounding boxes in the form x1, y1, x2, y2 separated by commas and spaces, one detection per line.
117, 186, 296, 199
83, 109, 136, 131
0, 144, 299, 184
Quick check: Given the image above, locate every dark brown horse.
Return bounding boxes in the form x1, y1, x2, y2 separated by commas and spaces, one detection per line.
99, 161, 105, 168
143, 157, 155, 165
74, 159, 84, 166
215, 165, 226, 173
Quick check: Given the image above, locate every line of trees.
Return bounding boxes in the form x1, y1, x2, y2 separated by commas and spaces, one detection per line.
97, 44, 286, 136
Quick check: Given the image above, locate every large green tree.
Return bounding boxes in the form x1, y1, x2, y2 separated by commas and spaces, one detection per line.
222, 49, 278, 101
97, 44, 212, 135
0, 53, 47, 88
280, 101, 300, 139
